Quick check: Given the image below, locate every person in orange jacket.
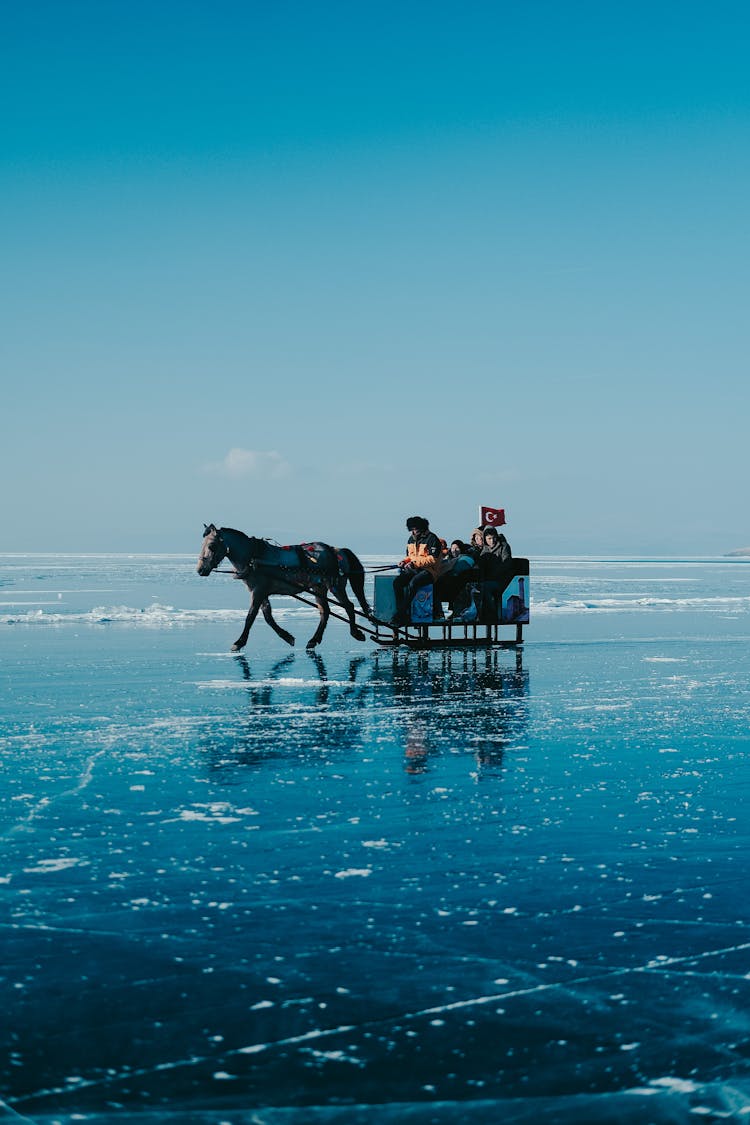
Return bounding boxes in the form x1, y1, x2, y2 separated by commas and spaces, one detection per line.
390, 516, 446, 625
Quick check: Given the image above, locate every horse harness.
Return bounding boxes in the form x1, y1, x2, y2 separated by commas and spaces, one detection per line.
233, 542, 338, 589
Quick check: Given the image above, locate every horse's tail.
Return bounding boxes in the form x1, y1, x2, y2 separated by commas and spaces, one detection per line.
337, 547, 371, 617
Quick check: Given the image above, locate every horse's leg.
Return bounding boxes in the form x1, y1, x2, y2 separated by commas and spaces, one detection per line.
260, 598, 295, 646
342, 550, 371, 617
335, 580, 366, 642
307, 590, 330, 649
232, 587, 263, 651
350, 578, 371, 618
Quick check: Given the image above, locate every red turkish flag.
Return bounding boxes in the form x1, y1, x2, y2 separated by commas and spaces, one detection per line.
480, 505, 506, 527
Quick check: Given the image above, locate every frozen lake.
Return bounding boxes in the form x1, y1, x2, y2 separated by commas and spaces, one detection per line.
1, 555, 749, 1122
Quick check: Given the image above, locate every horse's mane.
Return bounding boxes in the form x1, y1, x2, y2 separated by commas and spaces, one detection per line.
220, 528, 274, 553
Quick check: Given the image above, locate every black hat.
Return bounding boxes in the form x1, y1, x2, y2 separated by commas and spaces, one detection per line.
406, 516, 429, 532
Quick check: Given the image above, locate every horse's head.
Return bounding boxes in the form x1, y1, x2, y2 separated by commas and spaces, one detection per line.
197, 523, 228, 576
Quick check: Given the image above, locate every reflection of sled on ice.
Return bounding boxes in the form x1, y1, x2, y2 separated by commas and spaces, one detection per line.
372, 559, 530, 650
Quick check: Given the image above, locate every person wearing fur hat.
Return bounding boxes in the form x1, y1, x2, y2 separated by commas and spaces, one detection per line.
467, 527, 486, 562
390, 516, 446, 625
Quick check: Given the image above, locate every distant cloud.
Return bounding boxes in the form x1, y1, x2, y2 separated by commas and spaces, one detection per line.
205, 448, 292, 480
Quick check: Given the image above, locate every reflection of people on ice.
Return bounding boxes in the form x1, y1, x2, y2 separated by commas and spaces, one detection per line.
404, 723, 430, 774
378, 646, 529, 775
390, 516, 447, 626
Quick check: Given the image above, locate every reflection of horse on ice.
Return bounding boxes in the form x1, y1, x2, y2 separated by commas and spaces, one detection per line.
197, 524, 371, 651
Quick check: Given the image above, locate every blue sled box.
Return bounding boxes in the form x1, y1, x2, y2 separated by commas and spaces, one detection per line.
411, 584, 433, 622
374, 575, 397, 621
373, 574, 434, 624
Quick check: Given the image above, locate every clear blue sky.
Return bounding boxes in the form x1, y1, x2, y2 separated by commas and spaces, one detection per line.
3, 1, 749, 554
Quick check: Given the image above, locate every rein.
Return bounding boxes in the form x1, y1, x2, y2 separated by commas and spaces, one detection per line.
283, 591, 379, 639
218, 558, 316, 581
216, 563, 398, 574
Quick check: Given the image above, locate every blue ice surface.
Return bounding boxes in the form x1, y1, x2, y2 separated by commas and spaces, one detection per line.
1, 555, 749, 1122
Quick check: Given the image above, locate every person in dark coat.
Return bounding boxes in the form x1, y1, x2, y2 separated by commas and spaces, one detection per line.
478, 526, 513, 621
391, 516, 446, 625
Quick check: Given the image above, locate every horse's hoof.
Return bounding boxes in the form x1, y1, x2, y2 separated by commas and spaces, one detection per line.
231, 643, 243, 652
306, 640, 318, 651
353, 629, 366, 642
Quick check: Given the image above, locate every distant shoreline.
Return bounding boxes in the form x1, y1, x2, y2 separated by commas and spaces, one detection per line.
725, 548, 750, 557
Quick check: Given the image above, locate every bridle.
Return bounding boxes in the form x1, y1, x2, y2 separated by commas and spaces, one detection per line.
199, 525, 228, 574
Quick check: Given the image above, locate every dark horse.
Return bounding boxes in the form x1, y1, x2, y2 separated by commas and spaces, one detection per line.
196, 524, 371, 651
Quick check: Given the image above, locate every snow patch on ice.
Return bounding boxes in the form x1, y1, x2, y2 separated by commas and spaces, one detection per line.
649, 1076, 701, 1093
23, 857, 83, 874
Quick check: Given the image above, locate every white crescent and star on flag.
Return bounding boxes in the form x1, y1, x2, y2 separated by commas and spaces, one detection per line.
480, 505, 506, 527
